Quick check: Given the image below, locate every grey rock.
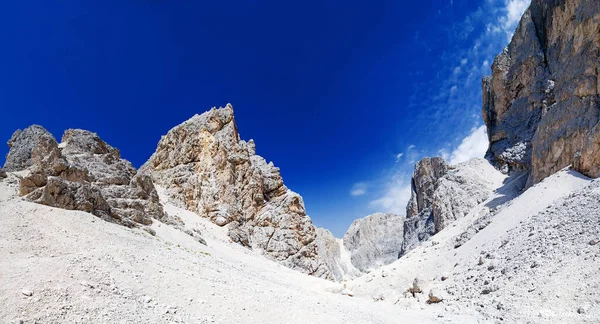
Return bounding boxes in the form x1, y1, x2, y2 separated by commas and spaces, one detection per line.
483, 0, 600, 186
5, 126, 169, 227
4, 125, 52, 172
342, 213, 404, 272
0, 168, 6, 179
401, 158, 449, 256
401, 158, 502, 256
141, 104, 331, 279
314, 228, 361, 281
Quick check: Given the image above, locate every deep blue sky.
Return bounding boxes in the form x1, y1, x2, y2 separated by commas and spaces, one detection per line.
0, 0, 528, 236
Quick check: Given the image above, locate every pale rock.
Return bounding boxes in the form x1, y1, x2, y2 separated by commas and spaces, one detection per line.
141, 105, 331, 279
314, 228, 361, 281
4, 125, 51, 171
4, 126, 171, 228
401, 158, 505, 256
342, 213, 404, 272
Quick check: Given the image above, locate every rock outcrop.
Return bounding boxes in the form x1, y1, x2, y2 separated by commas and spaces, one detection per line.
400, 158, 505, 256
483, 0, 600, 186
141, 104, 331, 279
4, 125, 169, 228
314, 228, 361, 281
401, 158, 449, 256
4, 125, 52, 172
342, 213, 404, 273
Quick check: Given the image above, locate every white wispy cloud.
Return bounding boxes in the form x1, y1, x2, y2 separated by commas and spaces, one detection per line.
369, 178, 412, 214
368, 0, 528, 216
447, 125, 488, 165
350, 182, 368, 197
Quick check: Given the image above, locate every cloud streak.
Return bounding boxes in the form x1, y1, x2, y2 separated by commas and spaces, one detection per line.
350, 182, 367, 197
368, 0, 528, 215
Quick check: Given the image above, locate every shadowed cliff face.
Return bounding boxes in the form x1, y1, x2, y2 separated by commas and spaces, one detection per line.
483, 0, 600, 186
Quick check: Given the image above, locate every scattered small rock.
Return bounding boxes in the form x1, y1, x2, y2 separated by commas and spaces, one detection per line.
372, 292, 385, 301
143, 227, 156, 236
428, 289, 443, 304
588, 239, 599, 246
21, 289, 33, 297
408, 278, 423, 297
341, 283, 354, 297
478, 257, 485, 266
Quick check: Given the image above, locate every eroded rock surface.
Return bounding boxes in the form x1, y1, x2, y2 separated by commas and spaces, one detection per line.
483, 0, 600, 185
5, 125, 169, 227
315, 228, 362, 281
141, 105, 331, 279
401, 158, 505, 256
343, 213, 404, 273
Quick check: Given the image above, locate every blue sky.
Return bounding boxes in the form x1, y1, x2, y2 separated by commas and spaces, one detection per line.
0, 0, 529, 237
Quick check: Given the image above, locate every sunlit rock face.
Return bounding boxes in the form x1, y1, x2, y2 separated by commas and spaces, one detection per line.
483, 0, 600, 185
401, 158, 503, 257
342, 212, 404, 273
141, 104, 331, 279
5, 125, 169, 227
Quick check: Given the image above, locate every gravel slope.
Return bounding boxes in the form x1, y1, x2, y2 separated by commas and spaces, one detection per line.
0, 174, 439, 324
2, 167, 599, 323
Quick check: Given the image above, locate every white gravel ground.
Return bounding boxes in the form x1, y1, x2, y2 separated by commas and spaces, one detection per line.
1, 166, 599, 323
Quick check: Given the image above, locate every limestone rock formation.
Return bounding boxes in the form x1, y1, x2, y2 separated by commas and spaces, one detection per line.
4, 125, 52, 172
401, 157, 449, 256
483, 0, 600, 186
401, 158, 504, 256
342, 213, 404, 273
314, 228, 361, 281
4, 125, 169, 227
141, 104, 331, 279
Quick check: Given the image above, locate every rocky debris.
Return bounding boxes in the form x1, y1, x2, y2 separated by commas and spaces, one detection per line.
342, 213, 404, 272
141, 104, 331, 279
314, 228, 361, 281
21, 289, 33, 297
340, 283, 354, 297
0, 168, 6, 179
483, 0, 600, 186
4, 125, 170, 228
441, 177, 600, 321
401, 158, 502, 256
406, 278, 424, 298
427, 289, 443, 304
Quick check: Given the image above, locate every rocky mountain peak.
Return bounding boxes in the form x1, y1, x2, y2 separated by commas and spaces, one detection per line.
483, 0, 600, 186
141, 104, 331, 279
